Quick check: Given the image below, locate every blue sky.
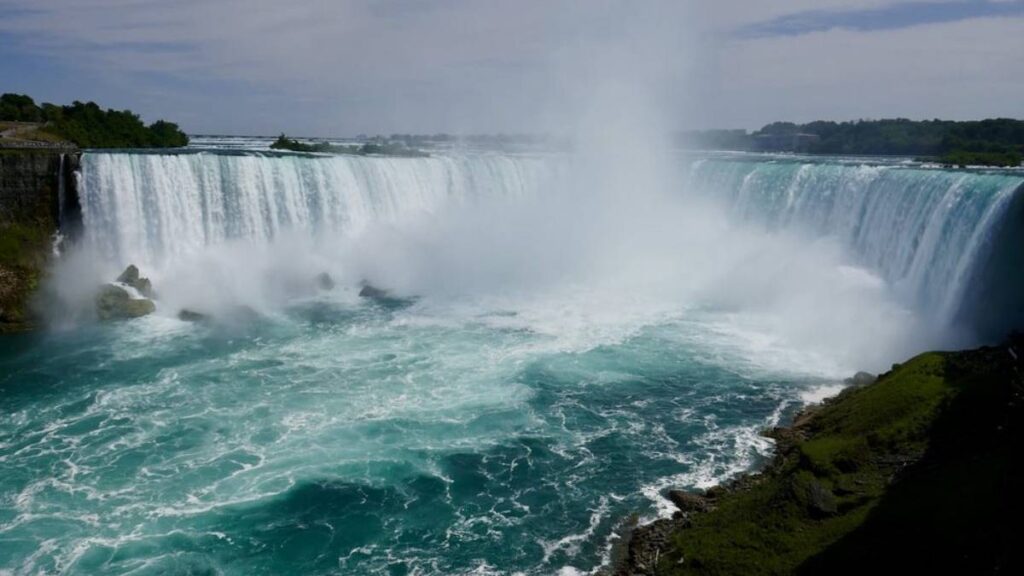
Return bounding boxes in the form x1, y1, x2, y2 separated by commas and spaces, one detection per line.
743, 0, 1024, 36
0, 0, 1021, 135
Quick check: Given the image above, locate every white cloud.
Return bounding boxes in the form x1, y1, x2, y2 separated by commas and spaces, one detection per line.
697, 15, 1024, 128
0, 1, 1018, 133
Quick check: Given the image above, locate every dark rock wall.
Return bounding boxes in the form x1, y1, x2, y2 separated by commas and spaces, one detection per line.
0, 150, 80, 330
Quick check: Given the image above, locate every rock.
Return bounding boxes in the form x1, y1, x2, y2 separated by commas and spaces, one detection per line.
792, 476, 838, 518
703, 485, 728, 500
133, 277, 154, 299
667, 490, 710, 513
96, 284, 155, 320
178, 309, 209, 322
223, 305, 262, 325
315, 272, 335, 291
620, 517, 686, 576
115, 264, 155, 298
358, 282, 389, 299
845, 371, 877, 387
116, 264, 140, 284
806, 482, 838, 517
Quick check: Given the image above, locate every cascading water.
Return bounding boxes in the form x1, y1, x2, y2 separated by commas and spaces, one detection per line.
77, 152, 554, 268
684, 157, 1024, 339
77, 151, 1024, 338
2, 148, 1021, 575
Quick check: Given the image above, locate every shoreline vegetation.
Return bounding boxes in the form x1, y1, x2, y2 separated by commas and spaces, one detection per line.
0, 93, 188, 149
679, 118, 1024, 167
614, 338, 1024, 575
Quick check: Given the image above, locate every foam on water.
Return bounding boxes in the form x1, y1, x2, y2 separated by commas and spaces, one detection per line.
0, 293, 825, 575
2, 150, 1022, 574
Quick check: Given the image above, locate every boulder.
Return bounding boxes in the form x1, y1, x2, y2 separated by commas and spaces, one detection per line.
132, 277, 154, 299
315, 272, 336, 291
116, 264, 155, 298
703, 485, 728, 500
667, 490, 710, 513
846, 371, 877, 388
116, 264, 140, 284
358, 282, 389, 299
791, 475, 838, 518
178, 309, 209, 322
96, 284, 155, 320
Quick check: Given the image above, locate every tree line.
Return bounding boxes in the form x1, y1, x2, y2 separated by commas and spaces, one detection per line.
678, 118, 1024, 167
0, 93, 188, 148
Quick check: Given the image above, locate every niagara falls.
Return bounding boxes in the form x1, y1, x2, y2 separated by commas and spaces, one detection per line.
2, 2, 1023, 575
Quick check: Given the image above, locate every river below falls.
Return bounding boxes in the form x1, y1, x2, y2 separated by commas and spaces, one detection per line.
0, 289, 837, 575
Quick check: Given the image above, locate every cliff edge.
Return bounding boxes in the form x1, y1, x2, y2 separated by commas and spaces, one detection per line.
617, 338, 1024, 575
0, 150, 78, 331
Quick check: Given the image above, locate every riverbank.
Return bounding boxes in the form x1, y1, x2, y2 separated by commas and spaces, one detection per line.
615, 337, 1024, 575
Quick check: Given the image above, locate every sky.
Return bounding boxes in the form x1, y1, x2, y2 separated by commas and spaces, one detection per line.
0, 0, 1021, 136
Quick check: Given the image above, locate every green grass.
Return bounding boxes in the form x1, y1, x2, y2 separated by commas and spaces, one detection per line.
0, 121, 67, 144
654, 347, 1022, 575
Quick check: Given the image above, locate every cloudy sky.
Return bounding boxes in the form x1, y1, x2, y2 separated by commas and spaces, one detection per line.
1, 0, 1021, 136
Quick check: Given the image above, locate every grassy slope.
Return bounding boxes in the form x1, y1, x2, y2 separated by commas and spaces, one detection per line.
0, 122, 68, 145
657, 343, 1024, 575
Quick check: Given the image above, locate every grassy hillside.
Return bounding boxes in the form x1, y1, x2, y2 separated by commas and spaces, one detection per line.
627, 340, 1024, 575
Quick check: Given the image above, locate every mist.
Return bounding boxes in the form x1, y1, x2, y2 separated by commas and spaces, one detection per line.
42, 5, 958, 376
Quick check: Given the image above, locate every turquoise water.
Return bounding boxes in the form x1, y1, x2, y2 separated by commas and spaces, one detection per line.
2, 149, 1021, 574
0, 294, 816, 575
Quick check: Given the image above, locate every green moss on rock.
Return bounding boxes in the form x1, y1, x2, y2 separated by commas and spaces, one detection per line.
0, 150, 63, 330
636, 345, 1024, 576
0, 222, 52, 328
95, 284, 155, 320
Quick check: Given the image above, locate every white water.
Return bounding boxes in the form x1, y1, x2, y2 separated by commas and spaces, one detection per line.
68, 150, 1024, 372
78, 152, 554, 269
686, 158, 1024, 332
9, 149, 1022, 575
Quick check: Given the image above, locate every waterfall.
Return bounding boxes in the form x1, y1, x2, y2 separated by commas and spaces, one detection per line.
77, 151, 554, 267
685, 158, 1024, 333
76, 150, 1024, 339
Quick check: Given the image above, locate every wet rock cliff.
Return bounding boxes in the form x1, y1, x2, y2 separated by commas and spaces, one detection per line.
0, 150, 79, 330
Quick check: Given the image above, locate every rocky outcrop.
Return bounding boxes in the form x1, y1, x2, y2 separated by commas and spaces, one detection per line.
116, 264, 155, 298
177, 309, 209, 322
613, 341, 1024, 575
94, 265, 157, 321
358, 281, 390, 299
315, 272, 335, 291
844, 371, 877, 387
0, 151, 79, 330
667, 491, 711, 514
95, 283, 155, 320
620, 517, 687, 575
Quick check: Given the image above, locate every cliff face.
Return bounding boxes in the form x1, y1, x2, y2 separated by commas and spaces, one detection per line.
0, 150, 79, 330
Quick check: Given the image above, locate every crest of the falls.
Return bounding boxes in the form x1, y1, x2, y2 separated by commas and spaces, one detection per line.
685, 158, 1024, 338
76, 151, 1024, 339
77, 152, 554, 268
